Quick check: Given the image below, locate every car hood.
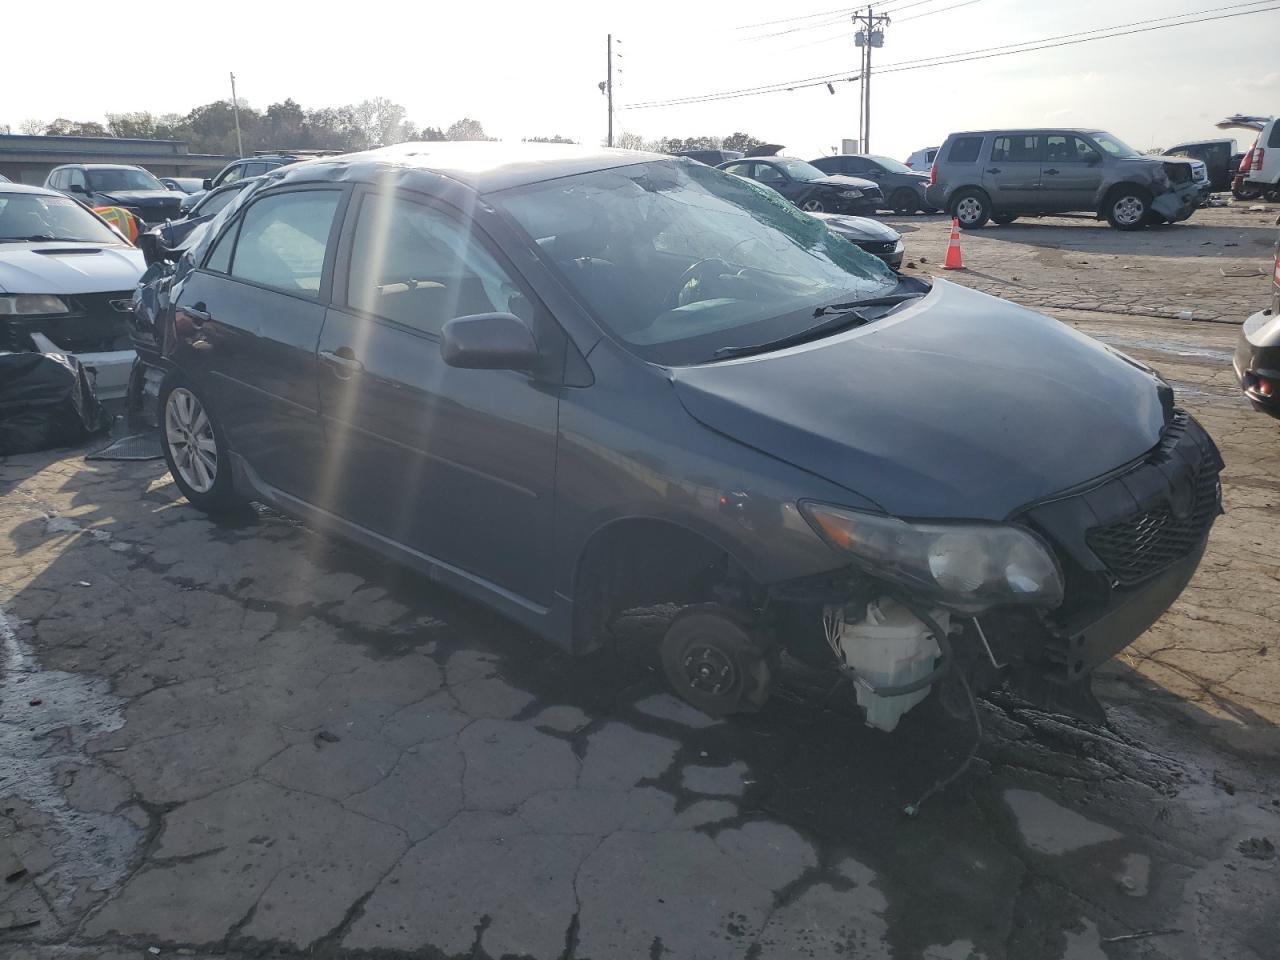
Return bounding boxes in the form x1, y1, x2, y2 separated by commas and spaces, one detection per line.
0, 243, 146, 294
94, 189, 180, 206
670, 280, 1168, 520
810, 214, 899, 243
809, 174, 879, 191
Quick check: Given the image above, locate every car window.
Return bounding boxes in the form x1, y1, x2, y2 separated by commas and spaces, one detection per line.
228, 190, 340, 295
48, 171, 64, 189
0, 191, 123, 244
242, 162, 271, 178
205, 224, 235, 273
721, 162, 752, 177
927, 149, 937, 162
86, 168, 165, 191
869, 155, 912, 174
195, 186, 241, 218
754, 163, 787, 187
1046, 135, 1098, 163
991, 135, 1041, 163
1269, 123, 1280, 149
947, 137, 983, 163
1089, 132, 1140, 159
219, 164, 245, 186
346, 192, 530, 337
67, 169, 87, 190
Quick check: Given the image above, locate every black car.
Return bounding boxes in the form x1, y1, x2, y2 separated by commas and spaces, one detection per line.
716, 156, 882, 215
811, 154, 936, 214
1233, 216, 1280, 417
813, 214, 904, 269
133, 143, 1221, 731
179, 154, 311, 213
43, 163, 183, 226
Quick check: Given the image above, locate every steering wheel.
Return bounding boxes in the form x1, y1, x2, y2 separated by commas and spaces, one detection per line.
666, 257, 731, 310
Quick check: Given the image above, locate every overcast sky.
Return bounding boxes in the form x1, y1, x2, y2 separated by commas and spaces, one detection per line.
4, 0, 1277, 160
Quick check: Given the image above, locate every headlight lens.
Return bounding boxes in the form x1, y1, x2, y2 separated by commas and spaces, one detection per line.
0, 295, 70, 316
839, 189, 864, 198
893, 239, 905, 252
800, 502, 1064, 609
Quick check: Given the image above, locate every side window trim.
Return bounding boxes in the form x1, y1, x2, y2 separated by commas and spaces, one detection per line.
200, 184, 350, 304
331, 185, 548, 343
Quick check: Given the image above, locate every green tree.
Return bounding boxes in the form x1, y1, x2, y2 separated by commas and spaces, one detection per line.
446, 118, 492, 142
722, 132, 764, 154
524, 135, 578, 144
107, 112, 157, 139
45, 118, 110, 137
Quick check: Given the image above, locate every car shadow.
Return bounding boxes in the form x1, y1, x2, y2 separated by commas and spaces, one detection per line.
974, 218, 1278, 259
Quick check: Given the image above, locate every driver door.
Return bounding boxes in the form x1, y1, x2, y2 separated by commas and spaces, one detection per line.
316, 187, 563, 604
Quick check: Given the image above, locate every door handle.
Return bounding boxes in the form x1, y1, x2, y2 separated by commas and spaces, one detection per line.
184, 301, 211, 324
320, 348, 364, 380
985, 167, 1002, 174
1043, 168, 1060, 175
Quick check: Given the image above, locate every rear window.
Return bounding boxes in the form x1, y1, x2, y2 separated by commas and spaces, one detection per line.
947, 137, 983, 163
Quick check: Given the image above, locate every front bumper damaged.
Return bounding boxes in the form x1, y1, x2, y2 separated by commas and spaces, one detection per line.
1151, 180, 1203, 222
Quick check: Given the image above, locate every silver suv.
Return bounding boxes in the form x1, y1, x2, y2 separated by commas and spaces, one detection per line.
924, 129, 1203, 231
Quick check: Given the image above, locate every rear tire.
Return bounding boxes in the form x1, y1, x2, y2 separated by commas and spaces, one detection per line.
159, 374, 245, 515
951, 189, 990, 229
890, 188, 920, 215
1105, 186, 1151, 230
991, 213, 1018, 225
660, 605, 771, 716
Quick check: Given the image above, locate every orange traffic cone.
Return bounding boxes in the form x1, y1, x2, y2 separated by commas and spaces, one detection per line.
942, 218, 964, 270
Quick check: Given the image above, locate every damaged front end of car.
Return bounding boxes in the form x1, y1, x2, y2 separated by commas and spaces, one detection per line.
764, 410, 1222, 732
1151, 161, 1208, 221
0, 291, 136, 400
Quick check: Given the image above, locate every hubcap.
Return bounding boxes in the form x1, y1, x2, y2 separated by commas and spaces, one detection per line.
682, 643, 736, 696
801, 199, 824, 212
956, 196, 982, 223
165, 387, 217, 494
1114, 195, 1144, 226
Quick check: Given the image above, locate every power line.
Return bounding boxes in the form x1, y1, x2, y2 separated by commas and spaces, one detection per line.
778, 0, 984, 52
735, 5, 859, 31
893, 0, 985, 22
627, 1, 1277, 109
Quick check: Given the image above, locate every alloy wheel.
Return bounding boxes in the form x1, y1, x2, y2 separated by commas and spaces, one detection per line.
165, 387, 217, 493
801, 198, 825, 212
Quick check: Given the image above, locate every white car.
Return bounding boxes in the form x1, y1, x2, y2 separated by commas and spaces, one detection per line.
0, 183, 144, 400
904, 146, 939, 171
1217, 114, 1279, 200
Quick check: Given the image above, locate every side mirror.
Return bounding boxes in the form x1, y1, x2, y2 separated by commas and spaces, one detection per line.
202, 178, 213, 190
68, 183, 87, 194
440, 313, 538, 371
139, 230, 163, 266
1086, 153, 1102, 166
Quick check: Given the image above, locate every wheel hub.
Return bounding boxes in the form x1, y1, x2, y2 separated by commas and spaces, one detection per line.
682, 644, 736, 695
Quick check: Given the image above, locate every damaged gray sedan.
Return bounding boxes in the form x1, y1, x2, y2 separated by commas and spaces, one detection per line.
132, 144, 1222, 734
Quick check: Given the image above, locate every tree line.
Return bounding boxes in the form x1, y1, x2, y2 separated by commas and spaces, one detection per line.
14, 98, 499, 155
616, 132, 766, 155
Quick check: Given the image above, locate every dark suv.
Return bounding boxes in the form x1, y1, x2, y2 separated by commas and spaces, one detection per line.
925, 129, 1204, 230
44, 163, 183, 225
133, 144, 1220, 729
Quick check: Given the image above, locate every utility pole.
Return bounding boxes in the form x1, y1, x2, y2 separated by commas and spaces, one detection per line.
229, 72, 244, 157
606, 34, 614, 147
851, 9, 889, 153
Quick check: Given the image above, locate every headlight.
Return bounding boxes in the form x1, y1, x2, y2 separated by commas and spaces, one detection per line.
839, 189, 863, 198
893, 239, 905, 252
800, 502, 1063, 609
0, 295, 70, 316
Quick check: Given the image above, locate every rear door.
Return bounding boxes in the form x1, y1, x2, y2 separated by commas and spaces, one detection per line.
171, 185, 345, 501
316, 187, 563, 604
983, 133, 1043, 208
1040, 134, 1104, 211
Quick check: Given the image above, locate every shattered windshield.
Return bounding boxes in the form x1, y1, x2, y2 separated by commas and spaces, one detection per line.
775, 159, 828, 182
494, 159, 896, 365
0, 192, 124, 244
87, 168, 166, 192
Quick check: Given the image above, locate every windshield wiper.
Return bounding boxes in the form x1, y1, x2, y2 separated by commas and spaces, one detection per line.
711, 289, 925, 361
811, 290, 925, 318
712, 310, 876, 360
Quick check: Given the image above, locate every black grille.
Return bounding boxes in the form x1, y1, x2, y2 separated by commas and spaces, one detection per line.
1085, 415, 1220, 586
856, 240, 898, 255
0, 290, 133, 353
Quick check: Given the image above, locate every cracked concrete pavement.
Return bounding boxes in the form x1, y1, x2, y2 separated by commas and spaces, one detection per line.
2, 203, 1279, 959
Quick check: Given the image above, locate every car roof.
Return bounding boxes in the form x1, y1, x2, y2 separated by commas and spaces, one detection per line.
56, 163, 148, 171
944, 128, 1110, 138
265, 141, 667, 195
0, 182, 65, 196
